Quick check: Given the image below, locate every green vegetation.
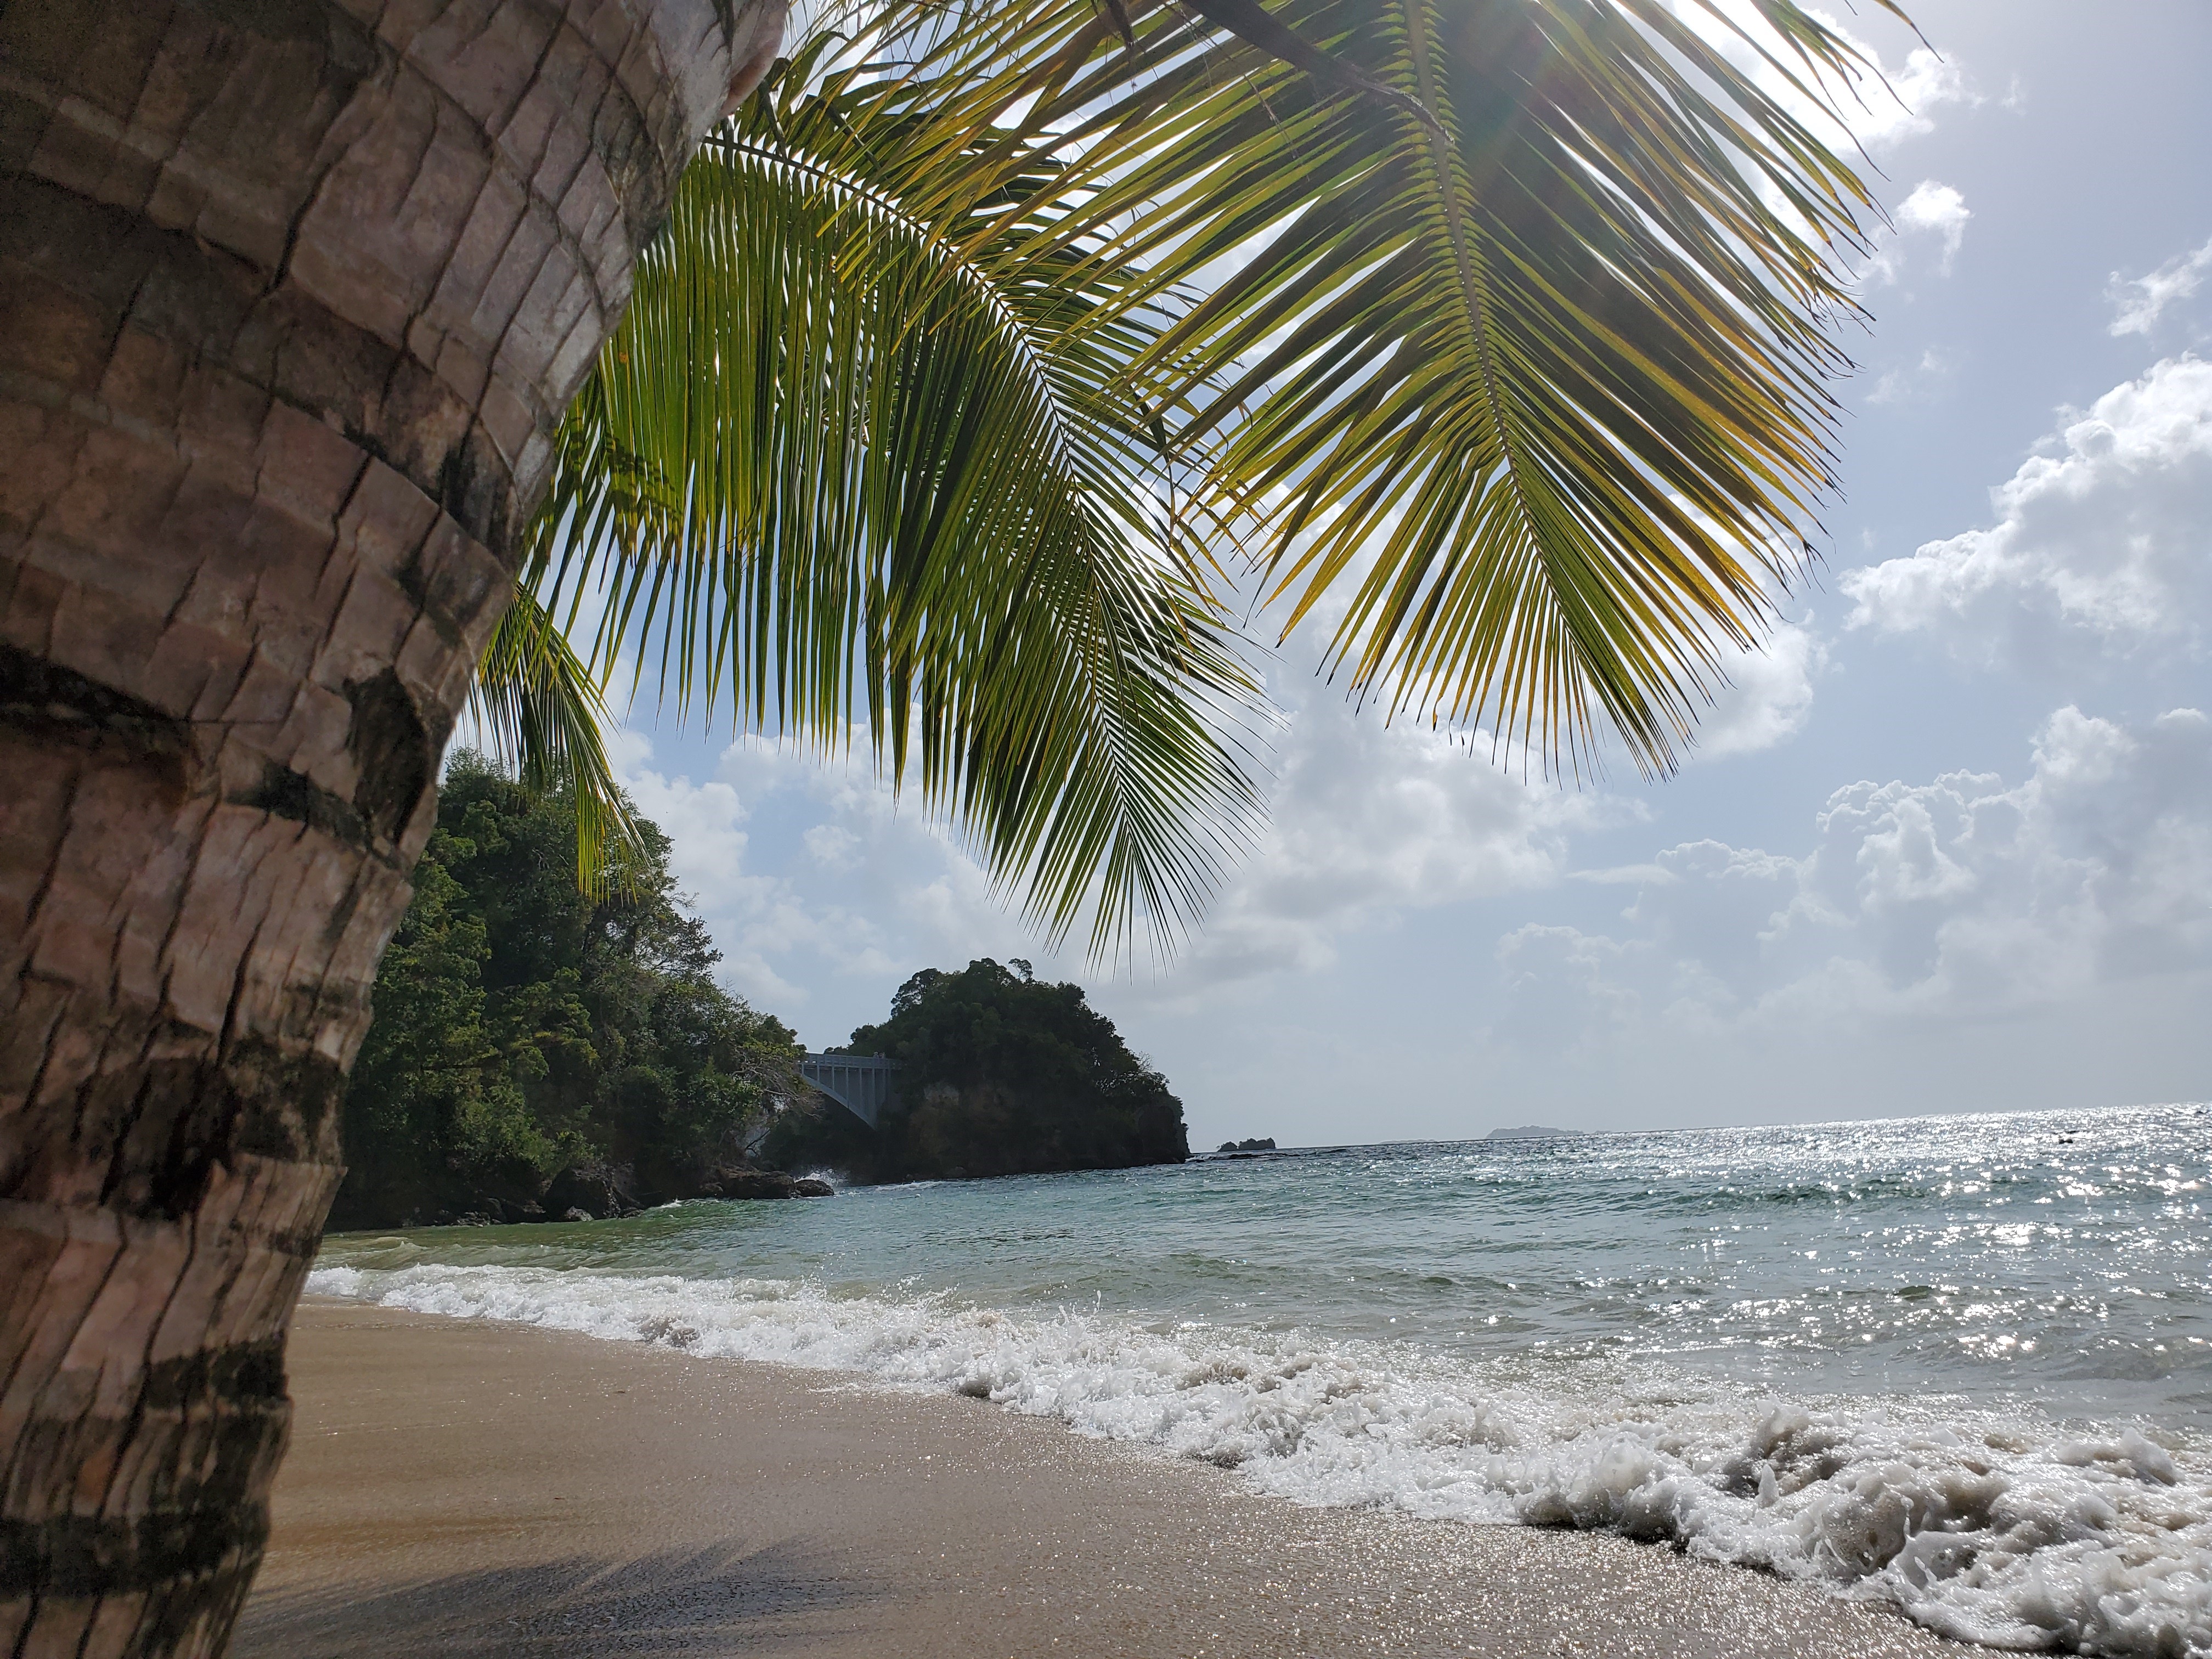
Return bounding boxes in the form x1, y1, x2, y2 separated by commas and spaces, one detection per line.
766, 959, 1188, 1182
481, 4, 1906, 948
330, 754, 802, 1229
337, 773, 1183, 1222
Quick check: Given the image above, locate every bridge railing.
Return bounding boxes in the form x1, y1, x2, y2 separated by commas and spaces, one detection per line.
798, 1052, 900, 1130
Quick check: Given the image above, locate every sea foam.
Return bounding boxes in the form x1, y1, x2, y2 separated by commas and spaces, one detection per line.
307, 1257, 2211, 1657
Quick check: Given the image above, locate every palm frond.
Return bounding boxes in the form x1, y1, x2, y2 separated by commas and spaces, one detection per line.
860, 0, 1907, 776
470, 587, 646, 897
530, 49, 1267, 957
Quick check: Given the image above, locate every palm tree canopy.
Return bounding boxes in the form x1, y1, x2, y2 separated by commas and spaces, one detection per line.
496, 0, 1907, 945
874, 0, 1904, 772
521, 41, 1266, 956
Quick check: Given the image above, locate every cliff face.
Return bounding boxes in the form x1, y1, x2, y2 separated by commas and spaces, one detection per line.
767, 960, 1189, 1183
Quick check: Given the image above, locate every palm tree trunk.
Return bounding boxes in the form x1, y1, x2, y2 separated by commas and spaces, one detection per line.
0, 2, 782, 1652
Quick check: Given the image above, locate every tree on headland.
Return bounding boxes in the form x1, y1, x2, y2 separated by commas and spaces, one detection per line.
334, 755, 802, 1228
3, 0, 1906, 1650
768, 959, 1189, 1181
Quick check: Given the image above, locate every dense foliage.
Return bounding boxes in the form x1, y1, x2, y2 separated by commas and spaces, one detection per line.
767, 958, 1187, 1181
331, 754, 801, 1228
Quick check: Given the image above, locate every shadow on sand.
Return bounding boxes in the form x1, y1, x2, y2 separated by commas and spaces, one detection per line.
230, 1541, 876, 1656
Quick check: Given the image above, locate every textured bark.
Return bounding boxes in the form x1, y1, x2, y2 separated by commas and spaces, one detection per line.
0, 1, 783, 1652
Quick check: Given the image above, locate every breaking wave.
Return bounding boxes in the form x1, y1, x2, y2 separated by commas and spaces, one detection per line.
307, 1259, 2211, 1656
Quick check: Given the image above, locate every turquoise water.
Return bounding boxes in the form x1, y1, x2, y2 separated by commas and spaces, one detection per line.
315, 1103, 2212, 1654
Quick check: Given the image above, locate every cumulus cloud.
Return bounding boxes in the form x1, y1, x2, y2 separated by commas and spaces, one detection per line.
802, 822, 860, 872
2110, 235, 2212, 337
1136, 540, 1822, 997
1153, 682, 1618, 994
1897, 180, 1972, 270
1841, 355, 2212, 662
1671, 3, 1972, 155
606, 730, 911, 1008
1693, 618, 1825, 758
1511, 707, 2212, 1031
1863, 180, 1973, 286
608, 625, 1645, 1018
612, 728, 753, 884
598, 553, 1833, 1023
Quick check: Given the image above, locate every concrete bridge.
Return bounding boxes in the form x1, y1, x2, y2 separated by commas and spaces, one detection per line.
800, 1053, 899, 1129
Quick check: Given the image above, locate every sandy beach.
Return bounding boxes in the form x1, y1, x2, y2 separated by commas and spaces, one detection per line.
233, 1300, 1976, 1658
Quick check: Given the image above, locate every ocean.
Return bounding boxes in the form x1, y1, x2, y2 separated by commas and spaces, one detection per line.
311, 1102, 2211, 1656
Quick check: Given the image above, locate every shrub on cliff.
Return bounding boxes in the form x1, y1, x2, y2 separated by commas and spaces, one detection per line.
330, 754, 801, 1227
769, 959, 1187, 1181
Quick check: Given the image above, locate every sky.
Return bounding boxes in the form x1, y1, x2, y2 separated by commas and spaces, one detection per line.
590, 2, 2212, 1149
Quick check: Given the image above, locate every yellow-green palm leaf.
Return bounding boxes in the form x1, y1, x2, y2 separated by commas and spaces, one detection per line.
469, 586, 647, 897
527, 49, 1266, 954
870, 0, 1904, 774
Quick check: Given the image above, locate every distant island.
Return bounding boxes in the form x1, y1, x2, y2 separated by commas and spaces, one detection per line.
765, 960, 1189, 1182
1216, 1137, 1276, 1153
1486, 1125, 1588, 1141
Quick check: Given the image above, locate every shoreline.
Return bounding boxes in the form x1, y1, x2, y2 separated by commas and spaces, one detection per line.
236, 1300, 1973, 1657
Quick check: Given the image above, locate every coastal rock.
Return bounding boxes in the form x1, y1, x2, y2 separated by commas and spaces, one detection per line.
794, 1178, 835, 1197
545, 1161, 641, 1219
560, 1207, 595, 1224
706, 1167, 798, 1200
1216, 1137, 1277, 1153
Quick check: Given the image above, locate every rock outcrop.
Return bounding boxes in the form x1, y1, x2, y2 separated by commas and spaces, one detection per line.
697, 1167, 797, 1200
543, 1161, 645, 1221
385, 1158, 837, 1226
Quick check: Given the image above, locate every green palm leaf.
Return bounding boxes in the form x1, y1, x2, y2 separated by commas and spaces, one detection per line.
469, 586, 647, 897
528, 47, 1266, 955
864, 0, 1904, 775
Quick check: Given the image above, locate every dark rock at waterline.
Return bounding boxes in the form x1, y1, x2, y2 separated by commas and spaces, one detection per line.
372, 1156, 822, 1229
544, 1160, 642, 1220
699, 1167, 797, 1200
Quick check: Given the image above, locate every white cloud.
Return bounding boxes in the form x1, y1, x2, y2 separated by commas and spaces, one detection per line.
612, 727, 753, 884
1859, 39, 1975, 149
618, 631, 1632, 1014
1897, 180, 1972, 270
605, 562, 1822, 1020
2109, 235, 2212, 336
1694, 618, 1825, 758
607, 730, 912, 1008
1672, 4, 1972, 156
1510, 706, 2212, 1031
803, 823, 860, 871
1154, 683, 1619, 994
1864, 180, 1972, 285
1841, 355, 2212, 662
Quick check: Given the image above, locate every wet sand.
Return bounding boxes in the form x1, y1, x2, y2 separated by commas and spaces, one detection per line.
234, 1299, 1976, 1658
